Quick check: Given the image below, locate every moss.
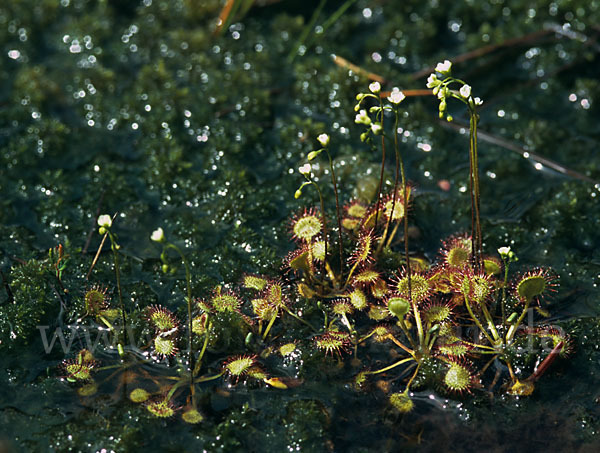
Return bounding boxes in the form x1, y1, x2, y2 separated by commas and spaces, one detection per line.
0, 259, 56, 350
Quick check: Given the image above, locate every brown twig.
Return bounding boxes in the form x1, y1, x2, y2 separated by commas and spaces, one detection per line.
85, 213, 118, 280
380, 89, 433, 98
86, 233, 108, 280
332, 55, 386, 83
440, 120, 599, 184
410, 29, 554, 80
527, 341, 564, 383
214, 0, 237, 36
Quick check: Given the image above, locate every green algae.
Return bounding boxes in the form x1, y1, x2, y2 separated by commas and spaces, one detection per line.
1, 0, 600, 451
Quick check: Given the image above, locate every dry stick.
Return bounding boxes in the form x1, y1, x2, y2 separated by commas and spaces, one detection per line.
331, 55, 386, 83
380, 89, 433, 98
214, 0, 238, 36
528, 341, 564, 382
409, 29, 554, 80
479, 32, 600, 114
86, 232, 108, 280
440, 121, 599, 185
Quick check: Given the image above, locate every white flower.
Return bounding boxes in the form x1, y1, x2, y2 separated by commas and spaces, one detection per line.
317, 133, 330, 147
370, 123, 382, 135
387, 87, 405, 104
498, 246, 511, 257
97, 214, 112, 228
426, 73, 439, 88
369, 81, 381, 94
474, 97, 483, 106
459, 84, 471, 99
435, 59, 452, 74
354, 109, 371, 125
151, 227, 165, 243
299, 163, 312, 175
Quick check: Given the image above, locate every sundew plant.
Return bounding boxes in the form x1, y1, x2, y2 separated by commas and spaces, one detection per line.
43, 63, 570, 424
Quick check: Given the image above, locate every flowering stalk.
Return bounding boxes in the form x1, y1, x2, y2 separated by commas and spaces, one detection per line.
309, 134, 344, 276
296, 164, 330, 286
368, 81, 387, 228
427, 61, 484, 269
193, 319, 213, 376
98, 214, 127, 354
151, 227, 196, 406
498, 246, 518, 343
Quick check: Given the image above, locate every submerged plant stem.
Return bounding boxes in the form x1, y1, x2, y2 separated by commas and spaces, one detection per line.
284, 306, 317, 331
369, 357, 414, 375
